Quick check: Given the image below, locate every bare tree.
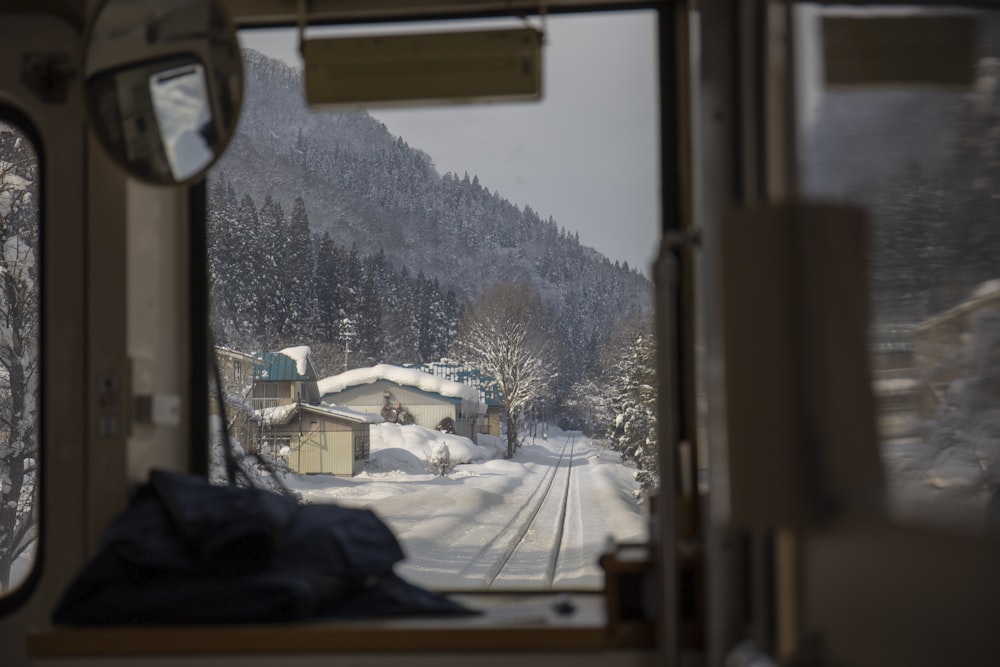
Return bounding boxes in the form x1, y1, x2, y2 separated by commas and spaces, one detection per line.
451, 281, 557, 458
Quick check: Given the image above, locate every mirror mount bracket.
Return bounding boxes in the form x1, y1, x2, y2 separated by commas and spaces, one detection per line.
22, 52, 75, 104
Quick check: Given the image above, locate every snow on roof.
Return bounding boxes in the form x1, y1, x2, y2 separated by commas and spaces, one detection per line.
318, 363, 481, 404
972, 279, 1000, 300
307, 402, 382, 424
255, 350, 312, 381
278, 345, 312, 376
256, 403, 298, 425
256, 401, 382, 425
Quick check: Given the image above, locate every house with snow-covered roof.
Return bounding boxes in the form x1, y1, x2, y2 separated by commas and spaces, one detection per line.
318, 364, 486, 443
251, 345, 320, 410
406, 361, 503, 437
257, 401, 381, 476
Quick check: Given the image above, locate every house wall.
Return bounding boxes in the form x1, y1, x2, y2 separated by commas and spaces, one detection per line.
252, 380, 295, 410
481, 406, 502, 437
295, 430, 354, 475
325, 380, 457, 426
268, 418, 358, 475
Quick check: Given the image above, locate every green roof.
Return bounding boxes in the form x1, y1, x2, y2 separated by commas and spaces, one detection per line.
254, 352, 309, 381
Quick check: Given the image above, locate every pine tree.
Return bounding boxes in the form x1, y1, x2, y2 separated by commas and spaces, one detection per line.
282, 196, 317, 342
605, 317, 658, 499
314, 232, 342, 343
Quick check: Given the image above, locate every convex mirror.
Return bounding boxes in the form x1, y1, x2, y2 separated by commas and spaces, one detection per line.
84, 0, 243, 185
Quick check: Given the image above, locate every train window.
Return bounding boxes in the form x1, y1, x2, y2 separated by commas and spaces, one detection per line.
207, 10, 659, 591
796, 4, 1000, 534
0, 116, 41, 596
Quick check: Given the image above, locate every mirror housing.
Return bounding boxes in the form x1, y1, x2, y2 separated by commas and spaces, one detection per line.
84, 0, 242, 185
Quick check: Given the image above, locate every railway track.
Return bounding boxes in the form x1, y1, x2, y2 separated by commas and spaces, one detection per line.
456, 436, 577, 589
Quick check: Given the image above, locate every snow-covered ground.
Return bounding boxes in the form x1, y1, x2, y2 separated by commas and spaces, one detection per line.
285, 424, 649, 590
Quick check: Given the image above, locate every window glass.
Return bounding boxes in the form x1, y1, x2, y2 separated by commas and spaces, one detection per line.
0, 118, 41, 594
208, 11, 659, 590
797, 5, 1000, 533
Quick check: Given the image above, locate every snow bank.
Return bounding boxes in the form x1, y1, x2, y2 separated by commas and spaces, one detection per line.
278, 345, 312, 376
367, 423, 495, 474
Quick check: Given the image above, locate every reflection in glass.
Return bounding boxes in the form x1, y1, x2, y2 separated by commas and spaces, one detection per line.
84, 0, 242, 184
797, 5, 1000, 533
150, 64, 215, 181
0, 121, 40, 592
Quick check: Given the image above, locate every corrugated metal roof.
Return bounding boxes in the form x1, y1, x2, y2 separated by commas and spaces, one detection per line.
254, 352, 309, 381
407, 362, 504, 406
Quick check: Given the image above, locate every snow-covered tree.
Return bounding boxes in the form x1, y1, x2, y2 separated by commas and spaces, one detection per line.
0, 126, 39, 589
609, 326, 658, 499
451, 281, 557, 458
567, 313, 657, 500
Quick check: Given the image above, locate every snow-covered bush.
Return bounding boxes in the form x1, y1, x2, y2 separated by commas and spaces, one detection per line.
428, 442, 452, 476
436, 416, 456, 434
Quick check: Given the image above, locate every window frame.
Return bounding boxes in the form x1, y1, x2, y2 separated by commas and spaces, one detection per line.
195, 0, 688, 653
0, 104, 45, 616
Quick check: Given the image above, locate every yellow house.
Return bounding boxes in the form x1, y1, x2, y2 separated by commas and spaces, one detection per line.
258, 402, 381, 476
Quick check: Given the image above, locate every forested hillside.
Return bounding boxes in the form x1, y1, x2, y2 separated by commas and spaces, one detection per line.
208, 48, 652, 380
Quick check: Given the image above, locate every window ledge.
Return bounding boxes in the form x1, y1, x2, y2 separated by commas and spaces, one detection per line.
27, 594, 655, 659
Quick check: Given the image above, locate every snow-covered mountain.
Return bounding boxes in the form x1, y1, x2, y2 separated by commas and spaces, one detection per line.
209, 48, 651, 376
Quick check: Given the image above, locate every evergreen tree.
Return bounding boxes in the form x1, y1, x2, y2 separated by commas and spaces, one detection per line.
314, 232, 342, 343
608, 324, 658, 499
282, 196, 317, 341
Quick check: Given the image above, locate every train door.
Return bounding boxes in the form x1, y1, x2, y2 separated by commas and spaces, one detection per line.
0, 12, 88, 667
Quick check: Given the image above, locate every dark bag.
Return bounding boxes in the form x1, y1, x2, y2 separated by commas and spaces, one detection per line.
53, 469, 473, 624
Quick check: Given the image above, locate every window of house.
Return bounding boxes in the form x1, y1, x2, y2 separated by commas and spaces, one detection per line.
263, 436, 291, 456
796, 4, 1000, 534
253, 383, 280, 398
0, 116, 41, 598
208, 10, 660, 592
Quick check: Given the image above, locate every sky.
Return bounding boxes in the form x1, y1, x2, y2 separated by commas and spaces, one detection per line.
238, 11, 661, 275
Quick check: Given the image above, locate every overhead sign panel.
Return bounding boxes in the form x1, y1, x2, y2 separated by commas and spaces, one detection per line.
303, 28, 543, 108
823, 16, 976, 88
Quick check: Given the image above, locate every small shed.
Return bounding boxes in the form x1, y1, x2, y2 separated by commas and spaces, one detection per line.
318, 364, 485, 442
259, 402, 381, 476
